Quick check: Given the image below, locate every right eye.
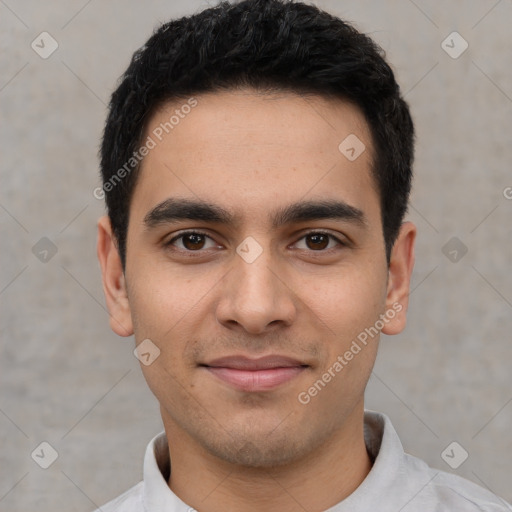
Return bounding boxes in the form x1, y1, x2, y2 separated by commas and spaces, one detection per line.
165, 231, 221, 252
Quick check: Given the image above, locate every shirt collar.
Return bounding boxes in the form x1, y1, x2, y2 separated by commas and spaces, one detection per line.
142, 410, 405, 511
142, 431, 191, 511
326, 410, 407, 511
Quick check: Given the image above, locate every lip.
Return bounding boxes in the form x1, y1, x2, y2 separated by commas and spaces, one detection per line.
202, 355, 308, 392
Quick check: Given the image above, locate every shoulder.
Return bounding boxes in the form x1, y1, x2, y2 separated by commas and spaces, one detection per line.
363, 411, 511, 512
91, 481, 144, 512
403, 453, 512, 511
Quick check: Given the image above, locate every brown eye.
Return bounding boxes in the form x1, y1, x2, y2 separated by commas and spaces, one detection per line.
167, 231, 218, 252
182, 233, 206, 250
293, 231, 345, 252
305, 233, 329, 250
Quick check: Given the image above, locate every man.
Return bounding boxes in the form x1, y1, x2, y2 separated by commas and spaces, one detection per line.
95, 0, 511, 510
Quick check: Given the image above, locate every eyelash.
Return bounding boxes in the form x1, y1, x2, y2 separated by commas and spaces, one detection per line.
165, 230, 347, 254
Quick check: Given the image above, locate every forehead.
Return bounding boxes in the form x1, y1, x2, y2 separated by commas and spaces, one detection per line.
131, 89, 379, 226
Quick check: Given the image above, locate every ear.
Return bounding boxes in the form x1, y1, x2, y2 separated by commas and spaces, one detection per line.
97, 216, 134, 337
381, 221, 416, 336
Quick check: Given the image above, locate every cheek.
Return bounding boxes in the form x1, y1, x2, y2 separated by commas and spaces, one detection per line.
139, 360, 193, 421
127, 266, 216, 384
127, 261, 217, 335
303, 265, 387, 339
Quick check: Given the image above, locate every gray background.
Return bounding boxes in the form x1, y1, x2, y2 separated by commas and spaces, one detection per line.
1, 0, 511, 510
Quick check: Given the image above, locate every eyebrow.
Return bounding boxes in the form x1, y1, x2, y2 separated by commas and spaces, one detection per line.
143, 198, 367, 230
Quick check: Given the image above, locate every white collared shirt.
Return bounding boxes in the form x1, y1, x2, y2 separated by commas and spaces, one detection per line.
94, 411, 511, 511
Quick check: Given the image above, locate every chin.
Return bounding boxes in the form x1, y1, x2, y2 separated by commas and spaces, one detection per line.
212, 437, 304, 468
196, 422, 315, 469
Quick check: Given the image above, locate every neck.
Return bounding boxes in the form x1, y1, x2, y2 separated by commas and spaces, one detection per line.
162, 403, 372, 512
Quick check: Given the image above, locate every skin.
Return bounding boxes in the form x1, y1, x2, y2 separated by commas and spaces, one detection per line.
97, 89, 416, 512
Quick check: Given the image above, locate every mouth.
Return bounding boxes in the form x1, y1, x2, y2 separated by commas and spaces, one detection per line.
200, 355, 309, 392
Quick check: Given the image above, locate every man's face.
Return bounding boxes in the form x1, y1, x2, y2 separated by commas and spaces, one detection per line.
103, 90, 412, 467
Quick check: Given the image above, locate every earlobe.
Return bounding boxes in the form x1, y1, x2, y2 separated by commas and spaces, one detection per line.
97, 216, 134, 337
381, 221, 416, 336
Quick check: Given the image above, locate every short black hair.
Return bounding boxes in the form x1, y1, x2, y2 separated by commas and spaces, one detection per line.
100, 0, 414, 269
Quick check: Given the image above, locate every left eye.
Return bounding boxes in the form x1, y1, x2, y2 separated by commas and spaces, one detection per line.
294, 232, 343, 251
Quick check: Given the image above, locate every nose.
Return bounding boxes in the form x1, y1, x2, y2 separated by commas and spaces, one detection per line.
215, 247, 297, 334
